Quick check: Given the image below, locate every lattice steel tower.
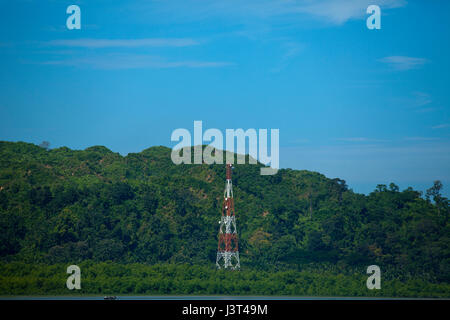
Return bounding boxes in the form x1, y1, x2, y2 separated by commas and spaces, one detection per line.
216, 164, 240, 270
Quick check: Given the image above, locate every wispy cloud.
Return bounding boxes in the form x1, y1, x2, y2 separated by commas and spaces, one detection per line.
390, 91, 436, 113
35, 37, 230, 69
337, 137, 441, 143
415, 107, 436, 113
404, 137, 440, 141
292, 0, 406, 25
137, 0, 406, 26
288, 138, 310, 145
335, 137, 370, 142
40, 53, 234, 70
432, 124, 450, 129
379, 56, 429, 71
44, 38, 199, 48
334, 137, 387, 142
271, 41, 304, 72
411, 92, 432, 107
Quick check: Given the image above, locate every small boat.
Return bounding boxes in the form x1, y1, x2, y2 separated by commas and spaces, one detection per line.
103, 296, 118, 300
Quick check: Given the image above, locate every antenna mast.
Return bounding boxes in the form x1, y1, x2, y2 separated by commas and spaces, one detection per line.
216, 164, 240, 270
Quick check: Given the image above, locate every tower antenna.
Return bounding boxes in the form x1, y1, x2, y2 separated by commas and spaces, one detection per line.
216, 164, 240, 270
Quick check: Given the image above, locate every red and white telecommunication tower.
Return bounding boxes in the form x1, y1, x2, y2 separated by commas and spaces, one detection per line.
216, 164, 240, 270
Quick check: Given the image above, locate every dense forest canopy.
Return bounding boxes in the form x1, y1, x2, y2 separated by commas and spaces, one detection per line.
0, 141, 449, 296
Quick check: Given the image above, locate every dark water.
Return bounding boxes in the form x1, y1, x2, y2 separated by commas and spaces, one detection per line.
0, 296, 442, 300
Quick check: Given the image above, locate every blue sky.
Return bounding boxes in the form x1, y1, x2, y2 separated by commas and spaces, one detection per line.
1, 0, 449, 196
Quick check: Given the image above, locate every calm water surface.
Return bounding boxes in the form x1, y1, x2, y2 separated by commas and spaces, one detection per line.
0, 296, 443, 300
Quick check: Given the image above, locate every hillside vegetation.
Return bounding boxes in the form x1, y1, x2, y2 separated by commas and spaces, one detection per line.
0, 141, 449, 296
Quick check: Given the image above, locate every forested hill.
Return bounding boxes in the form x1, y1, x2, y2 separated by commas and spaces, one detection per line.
0, 141, 449, 282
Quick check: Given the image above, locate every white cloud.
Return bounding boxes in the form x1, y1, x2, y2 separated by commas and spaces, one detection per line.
41, 53, 234, 70
432, 124, 450, 129
38, 37, 231, 70
379, 56, 429, 71
138, 0, 407, 25
415, 107, 436, 113
293, 0, 406, 25
411, 92, 432, 107
335, 137, 370, 142
44, 38, 199, 48
404, 137, 440, 141
271, 41, 304, 72
390, 92, 435, 113
334, 137, 387, 142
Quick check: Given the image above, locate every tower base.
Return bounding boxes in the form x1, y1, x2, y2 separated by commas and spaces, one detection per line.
216, 251, 240, 270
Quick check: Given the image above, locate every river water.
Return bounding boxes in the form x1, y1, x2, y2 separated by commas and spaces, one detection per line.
0, 296, 441, 300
